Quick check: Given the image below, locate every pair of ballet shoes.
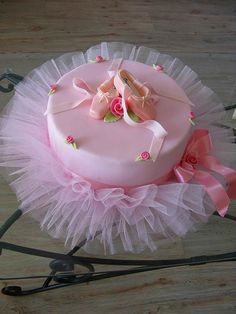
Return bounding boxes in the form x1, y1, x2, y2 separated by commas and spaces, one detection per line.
89, 69, 157, 121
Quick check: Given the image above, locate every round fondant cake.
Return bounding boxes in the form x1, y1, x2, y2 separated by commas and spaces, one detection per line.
46, 59, 192, 188
0, 42, 235, 254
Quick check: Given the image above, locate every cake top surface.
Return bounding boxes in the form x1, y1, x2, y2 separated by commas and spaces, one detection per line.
46, 58, 193, 187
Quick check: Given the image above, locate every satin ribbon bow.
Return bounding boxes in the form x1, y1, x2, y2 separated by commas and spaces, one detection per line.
174, 129, 236, 216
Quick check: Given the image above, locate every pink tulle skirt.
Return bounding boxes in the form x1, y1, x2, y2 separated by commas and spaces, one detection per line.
0, 42, 235, 255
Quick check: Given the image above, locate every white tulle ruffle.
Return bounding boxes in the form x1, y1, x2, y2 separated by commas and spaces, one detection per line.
0, 42, 235, 255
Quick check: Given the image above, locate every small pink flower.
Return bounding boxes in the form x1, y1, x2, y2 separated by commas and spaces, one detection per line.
65, 135, 78, 149
110, 97, 124, 117
66, 135, 74, 144
48, 84, 58, 95
153, 64, 164, 72
188, 111, 196, 125
95, 55, 104, 63
141, 151, 150, 160
185, 154, 198, 166
189, 111, 195, 119
50, 84, 57, 91
135, 151, 152, 162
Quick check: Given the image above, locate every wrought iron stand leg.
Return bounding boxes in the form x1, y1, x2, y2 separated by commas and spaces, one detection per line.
0, 209, 22, 239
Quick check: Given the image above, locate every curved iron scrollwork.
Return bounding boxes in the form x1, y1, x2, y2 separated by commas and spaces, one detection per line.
0, 72, 235, 296
0, 72, 24, 93
0, 208, 235, 296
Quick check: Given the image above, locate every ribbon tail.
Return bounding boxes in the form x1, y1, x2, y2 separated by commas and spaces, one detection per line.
107, 58, 123, 78
201, 155, 236, 200
194, 170, 230, 217
148, 133, 166, 162
45, 78, 95, 115
44, 94, 93, 115
72, 77, 96, 94
174, 165, 194, 183
122, 86, 167, 161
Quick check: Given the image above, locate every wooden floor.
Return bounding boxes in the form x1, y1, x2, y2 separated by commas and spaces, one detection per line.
0, 1, 236, 313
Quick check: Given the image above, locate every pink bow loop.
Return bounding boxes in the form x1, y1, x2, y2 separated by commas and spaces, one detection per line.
45, 78, 95, 115
174, 129, 236, 216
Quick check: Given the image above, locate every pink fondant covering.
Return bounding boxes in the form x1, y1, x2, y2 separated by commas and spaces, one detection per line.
1, 41, 235, 254
47, 60, 192, 187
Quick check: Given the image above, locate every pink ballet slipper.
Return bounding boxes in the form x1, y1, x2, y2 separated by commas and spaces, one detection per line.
90, 77, 119, 119
114, 69, 157, 121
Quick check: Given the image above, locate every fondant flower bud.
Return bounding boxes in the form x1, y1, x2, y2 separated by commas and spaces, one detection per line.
110, 97, 124, 117
141, 151, 151, 160
66, 135, 74, 144
95, 55, 104, 63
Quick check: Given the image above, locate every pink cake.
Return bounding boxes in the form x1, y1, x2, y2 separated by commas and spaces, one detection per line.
1, 42, 235, 254
46, 58, 193, 189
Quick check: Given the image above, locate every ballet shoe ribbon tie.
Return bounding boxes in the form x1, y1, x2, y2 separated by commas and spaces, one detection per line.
174, 129, 236, 217
44, 78, 96, 115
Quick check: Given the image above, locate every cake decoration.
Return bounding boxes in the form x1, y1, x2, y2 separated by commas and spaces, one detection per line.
104, 96, 141, 123
153, 64, 164, 72
45, 64, 168, 162
65, 135, 78, 149
104, 110, 122, 123
127, 108, 140, 122
114, 70, 168, 162
104, 96, 123, 123
48, 83, 58, 95
1, 42, 235, 255
89, 55, 106, 63
188, 111, 196, 125
90, 76, 119, 119
135, 151, 153, 162
110, 96, 123, 117
174, 129, 236, 217
114, 69, 157, 121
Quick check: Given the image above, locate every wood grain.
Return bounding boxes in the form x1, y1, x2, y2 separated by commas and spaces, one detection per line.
0, 0, 236, 53
0, 0, 236, 313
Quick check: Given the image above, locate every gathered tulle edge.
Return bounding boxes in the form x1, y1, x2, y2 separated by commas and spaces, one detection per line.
0, 41, 235, 254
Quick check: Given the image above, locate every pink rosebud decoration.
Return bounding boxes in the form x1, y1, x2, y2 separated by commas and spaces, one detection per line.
95, 55, 104, 63
66, 135, 74, 144
135, 151, 152, 162
110, 97, 124, 117
141, 151, 151, 160
50, 84, 57, 90
65, 135, 78, 149
153, 64, 164, 72
189, 111, 195, 119
48, 84, 58, 95
188, 111, 196, 125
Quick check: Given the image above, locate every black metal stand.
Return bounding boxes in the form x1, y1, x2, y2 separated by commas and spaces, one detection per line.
0, 72, 24, 93
0, 72, 236, 296
0, 209, 235, 296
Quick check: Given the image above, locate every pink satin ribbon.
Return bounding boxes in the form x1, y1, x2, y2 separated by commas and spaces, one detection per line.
44, 78, 96, 115
174, 129, 236, 216
121, 86, 167, 162
45, 58, 124, 115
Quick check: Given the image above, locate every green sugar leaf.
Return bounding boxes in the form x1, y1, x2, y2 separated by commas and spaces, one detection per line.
104, 111, 122, 123
72, 142, 77, 149
128, 108, 140, 123
135, 155, 142, 161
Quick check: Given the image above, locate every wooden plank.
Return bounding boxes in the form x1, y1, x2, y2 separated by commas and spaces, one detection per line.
0, 52, 235, 105
0, 0, 235, 53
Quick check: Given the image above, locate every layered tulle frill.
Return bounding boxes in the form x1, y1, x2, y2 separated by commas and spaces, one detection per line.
0, 42, 235, 254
